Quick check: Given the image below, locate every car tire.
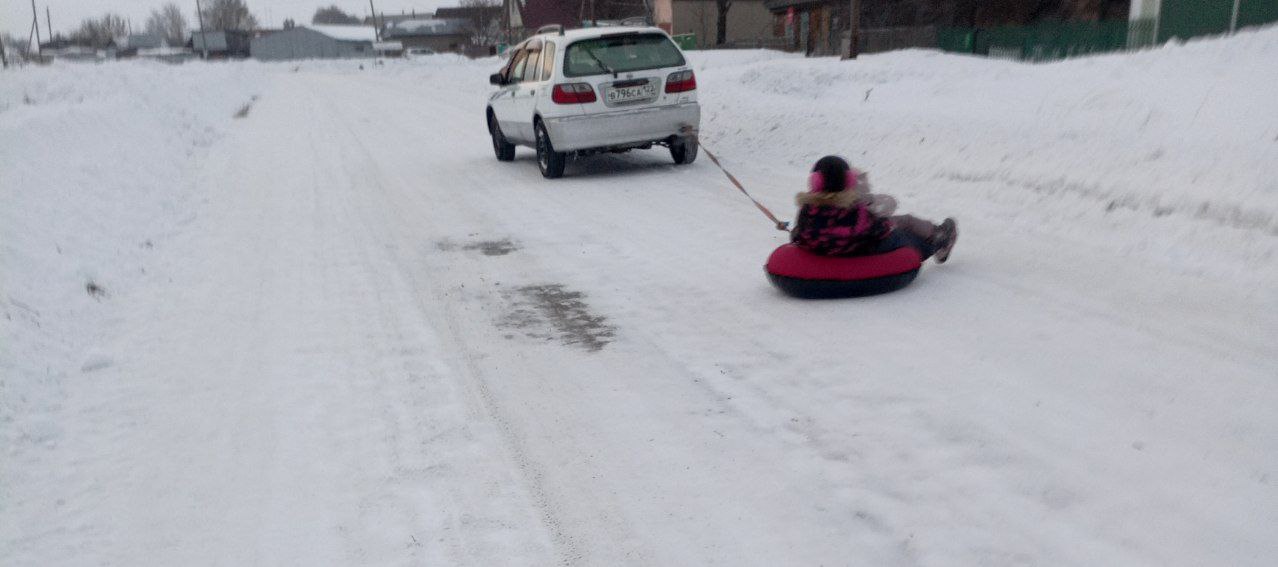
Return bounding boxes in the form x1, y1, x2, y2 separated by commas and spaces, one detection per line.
671, 136, 698, 165
535, 121, 566, 179
490, 116, 515, 162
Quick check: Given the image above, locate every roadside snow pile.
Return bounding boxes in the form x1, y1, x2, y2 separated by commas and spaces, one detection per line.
0, 61, 267, 453
690, 26, 1278, 282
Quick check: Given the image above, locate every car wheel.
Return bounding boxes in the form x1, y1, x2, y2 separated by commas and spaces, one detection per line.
490, 116, 515, 162
535, 121, 566, 179
671, 136, 698, 165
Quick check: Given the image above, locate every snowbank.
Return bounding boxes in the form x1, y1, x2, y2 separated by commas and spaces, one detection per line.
689, 27, 1278, 282
1, 60, 268, 459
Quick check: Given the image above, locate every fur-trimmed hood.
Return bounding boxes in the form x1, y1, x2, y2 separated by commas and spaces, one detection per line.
795, 189, 865, 209
795, 168, 877, 209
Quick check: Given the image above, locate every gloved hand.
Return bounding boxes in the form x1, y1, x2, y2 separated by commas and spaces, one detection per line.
866, 194, 898, 216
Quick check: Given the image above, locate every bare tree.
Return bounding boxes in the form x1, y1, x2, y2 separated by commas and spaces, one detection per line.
1, 32, 20, 65
312, 5, 361, 25
201, 0, 258, 31
145, 4, 189, 44
73, 13, 129, 48
715, 0, 732, 45
459, 0, 501, 46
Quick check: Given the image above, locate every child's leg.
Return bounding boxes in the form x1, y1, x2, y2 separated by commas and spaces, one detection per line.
890, 214, 938, 239
875, 228, 938, 260
878, 215, 956, 262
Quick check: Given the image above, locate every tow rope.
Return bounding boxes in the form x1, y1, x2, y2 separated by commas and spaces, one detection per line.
698, 141, 791, 233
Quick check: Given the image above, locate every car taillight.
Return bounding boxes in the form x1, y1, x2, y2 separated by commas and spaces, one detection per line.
665, 70, 697, 93
552, 83, 597, 104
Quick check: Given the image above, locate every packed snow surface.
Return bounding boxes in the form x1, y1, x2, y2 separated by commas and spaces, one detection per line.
3, 28, 1277, 566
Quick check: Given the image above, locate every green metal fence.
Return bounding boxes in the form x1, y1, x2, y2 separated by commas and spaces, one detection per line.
939, 19, 1158, 61
937, 27, 976, 53
1159, 0, 1278, 41
1238, 0, 1278, 29
672, 33, 697, 51
1159, 0, 1234, 40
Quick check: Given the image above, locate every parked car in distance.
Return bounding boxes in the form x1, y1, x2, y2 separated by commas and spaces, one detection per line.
405, 47, 436, 58
486, 25, 701, 178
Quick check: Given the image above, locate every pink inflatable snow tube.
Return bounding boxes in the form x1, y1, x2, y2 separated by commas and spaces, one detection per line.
765, 244, 922, 298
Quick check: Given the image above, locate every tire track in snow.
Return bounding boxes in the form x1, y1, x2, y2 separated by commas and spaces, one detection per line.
312, 77, 580, 564
327, 74, 922, 565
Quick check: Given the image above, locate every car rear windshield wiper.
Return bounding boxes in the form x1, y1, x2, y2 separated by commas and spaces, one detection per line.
584, 48, 619, 78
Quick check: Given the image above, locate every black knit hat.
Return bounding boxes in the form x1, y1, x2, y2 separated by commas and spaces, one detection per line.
809, 155, 853, 193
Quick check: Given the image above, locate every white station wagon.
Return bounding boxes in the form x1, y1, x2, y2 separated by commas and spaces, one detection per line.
486, 25, 701, 178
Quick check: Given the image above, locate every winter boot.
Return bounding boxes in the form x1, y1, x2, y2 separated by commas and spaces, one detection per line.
931, 218, 958, 264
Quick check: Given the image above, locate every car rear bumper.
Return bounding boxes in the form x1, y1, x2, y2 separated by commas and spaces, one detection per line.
542, 102, 701, 152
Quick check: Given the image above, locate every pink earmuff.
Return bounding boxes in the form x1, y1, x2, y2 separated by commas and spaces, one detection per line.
808, 172, 824, 193
808, 170, 858, 193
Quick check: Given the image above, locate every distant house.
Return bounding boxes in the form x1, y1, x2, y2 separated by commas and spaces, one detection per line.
192, 30, 252, 58
762, 0, 1139, 56
108, 34, 195, 62
515, 0, 581, 32
381, 18, 470, 53
435, 5, 503, 49
435, 5, 502, 24
113, 34, 164, 55
250, 25, 397, 60
669, 0, 775, 48
39, 38, 100, 62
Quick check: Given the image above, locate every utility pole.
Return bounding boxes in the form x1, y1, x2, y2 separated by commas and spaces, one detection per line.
369, 0, 381, 41
46, 7, 52, 41
843, 0, 860, 59
195, 0, 209, 58
32, 0, 43, 55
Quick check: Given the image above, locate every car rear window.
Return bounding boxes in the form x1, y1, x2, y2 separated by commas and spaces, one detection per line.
564, 33, 686, 78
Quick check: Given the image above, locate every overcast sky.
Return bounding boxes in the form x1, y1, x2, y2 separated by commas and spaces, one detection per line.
4, 0, 449, 39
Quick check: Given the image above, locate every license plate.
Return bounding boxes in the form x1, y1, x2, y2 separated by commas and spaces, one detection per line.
606, 83, 657, 104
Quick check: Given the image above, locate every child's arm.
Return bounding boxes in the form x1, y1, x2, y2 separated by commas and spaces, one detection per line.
866, 194, 898, 217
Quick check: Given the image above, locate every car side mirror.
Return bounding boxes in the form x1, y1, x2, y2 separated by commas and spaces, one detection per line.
489, 73, 505, 86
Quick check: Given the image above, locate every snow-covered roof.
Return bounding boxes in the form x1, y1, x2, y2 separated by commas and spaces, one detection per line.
137, 46, 194, 57
383, 18, 467, 37
307, 24, 379, 42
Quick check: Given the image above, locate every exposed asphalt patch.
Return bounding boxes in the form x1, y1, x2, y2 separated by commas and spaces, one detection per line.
463, 238, 519, 256
436, 238, 520, 256
499, 284, 614, 352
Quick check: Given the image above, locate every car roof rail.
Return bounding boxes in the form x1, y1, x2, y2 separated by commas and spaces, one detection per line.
536, 24, 565, 36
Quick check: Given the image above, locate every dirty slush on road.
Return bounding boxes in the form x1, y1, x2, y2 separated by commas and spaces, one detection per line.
438, 237, 616, 352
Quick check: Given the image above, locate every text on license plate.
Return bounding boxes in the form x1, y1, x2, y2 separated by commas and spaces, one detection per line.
607, 84, 657, 103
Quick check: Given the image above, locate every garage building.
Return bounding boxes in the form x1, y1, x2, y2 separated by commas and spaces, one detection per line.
251, 25, 383, 61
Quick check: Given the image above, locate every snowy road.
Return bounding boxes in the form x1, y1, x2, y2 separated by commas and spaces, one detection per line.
4, 34, 1278, 566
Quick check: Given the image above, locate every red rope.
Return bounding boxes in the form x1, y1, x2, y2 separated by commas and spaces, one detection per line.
700, 144, 790, 232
